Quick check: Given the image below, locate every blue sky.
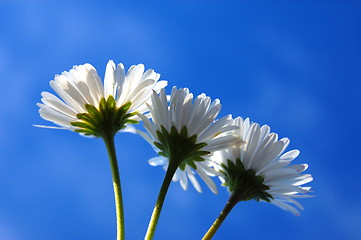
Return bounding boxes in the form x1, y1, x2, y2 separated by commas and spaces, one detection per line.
0, 1, 360, 239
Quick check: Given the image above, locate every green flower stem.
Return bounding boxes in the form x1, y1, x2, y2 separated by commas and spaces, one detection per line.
202, 192, 240, 240
102, 134, 125, 240
145, 161, 179, 240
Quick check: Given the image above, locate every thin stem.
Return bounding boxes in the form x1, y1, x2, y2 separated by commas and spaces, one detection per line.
145, 162, 178, 240
202, 192, 240, 240
102, 134, 125, 240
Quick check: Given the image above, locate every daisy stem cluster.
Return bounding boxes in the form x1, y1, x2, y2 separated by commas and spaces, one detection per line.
102, 133, 125, 240
145, 162, 178, 240
37, 61, 313, 239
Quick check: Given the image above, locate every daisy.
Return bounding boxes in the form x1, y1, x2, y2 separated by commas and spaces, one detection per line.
37, 60, 167, 137
141, 87, 243, 240
139, 87, 243, 194
202, 117, 313, 240
36, 60, 167, 240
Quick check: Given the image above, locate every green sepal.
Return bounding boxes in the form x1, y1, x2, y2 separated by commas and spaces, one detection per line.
170, 126, 178, 136
179, 163, 186, 171
161, 125, 170, 138
125, 119, 139, 125
188, 135, 197, 145
106, 96, 116, 121
191, 156, 205, 162
120, 102, 132, 112
194, 142, 208, 151
85, 104, 101, 119
107, 95, 116, 110
74, 129, 96, 136
180, 126, 188, 138
71, 121, 97, 131
156, 130, 166, 145
154, 142, 165, 151
187, 160, 197, 170
158, 152, 167, 157
99, 97, 107, 114
76, 113, 98, 127
196, 151, 211, 156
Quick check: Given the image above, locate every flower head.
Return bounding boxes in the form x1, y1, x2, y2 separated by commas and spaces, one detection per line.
138, 87, 243, 193
213, 117, 313, 216
36, 60, 167, 137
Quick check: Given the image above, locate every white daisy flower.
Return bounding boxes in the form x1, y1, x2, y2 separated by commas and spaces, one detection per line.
213, 117, 313, 216
36, 60, 167, 137
138, 87, 243, 193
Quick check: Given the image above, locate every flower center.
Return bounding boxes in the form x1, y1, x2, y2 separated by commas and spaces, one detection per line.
154, 126, 210, 170
221, 159, 273, 202
71, 96, 137, 137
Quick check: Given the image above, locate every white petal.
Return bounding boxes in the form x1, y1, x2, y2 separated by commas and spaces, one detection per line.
137, 113, 157, 140
197, 115, 235, 143
119, 124, 137, 134
203, 135, 243, 152
259, 125, 270, 142
179, 169, 188, 190
196, 167, 218, 194
126, 64, 145, 88
280, 150, 300, 161
41, 92, 77, 117
148, 156, 167, 166
50, 80, 84, 113
83, 63, 104, 102
104, 60, 116, 98
69, 66, 96, 106
270, 199, 301, 216
38, 105, 77, 127
135, 129, 155, 146
253, 138, 285, 170
33, 124, 72, 130
54, 75, 88, 111
172, 168, 181, 182
293, 174, 313, 186
186, 167, 202, 193
191, 103, 221, 136
115, 63, 126, 93
196, 162, 218, 176
126, 79, 155, 106
152, 80, 168, 92
244, 123, 261, 169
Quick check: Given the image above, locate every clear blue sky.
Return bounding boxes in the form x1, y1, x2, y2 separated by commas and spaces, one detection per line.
0, 1, 360, 239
